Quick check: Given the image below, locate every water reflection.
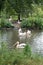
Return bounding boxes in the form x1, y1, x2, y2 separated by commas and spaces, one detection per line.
1, 29, 19, 47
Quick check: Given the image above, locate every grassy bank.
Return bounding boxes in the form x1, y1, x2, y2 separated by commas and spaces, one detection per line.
0, 42, 43, 65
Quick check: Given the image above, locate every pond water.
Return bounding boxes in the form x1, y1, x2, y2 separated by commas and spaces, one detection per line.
0, 29, 43, 55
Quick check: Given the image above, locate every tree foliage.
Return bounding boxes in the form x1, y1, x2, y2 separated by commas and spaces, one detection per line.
0, 0, 43, 20
0, 0, 5, 10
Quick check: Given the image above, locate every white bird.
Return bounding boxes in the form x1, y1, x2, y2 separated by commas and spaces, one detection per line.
27, 30, 31, 35
26, 30, 31, 38
15, 41, 26, 48
9, 16, 12, 22
17, 20, 21, 24
18, 28, 22, 33
18, 28, 31, 38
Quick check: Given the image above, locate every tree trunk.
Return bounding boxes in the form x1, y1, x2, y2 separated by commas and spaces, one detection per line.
18, 13, 20, 21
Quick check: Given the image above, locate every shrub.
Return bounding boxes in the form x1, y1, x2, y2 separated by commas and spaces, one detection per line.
21, 17, 43, 30
23, 44, 31, 58
34, 17, 43, 29
1, 17, 13, 28
1, 11, 14, 28
21, 19, 32, 29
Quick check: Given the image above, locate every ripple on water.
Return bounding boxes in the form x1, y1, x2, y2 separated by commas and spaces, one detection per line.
31, 31, 43, 55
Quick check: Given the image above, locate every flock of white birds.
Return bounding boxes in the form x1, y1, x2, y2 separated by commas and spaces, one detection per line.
18, 28, 31, 39
15, 28, 31, 48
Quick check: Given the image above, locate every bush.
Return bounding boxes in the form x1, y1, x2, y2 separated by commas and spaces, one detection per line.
21, 17, 43, 30
1, 11, 14, 28
1, 17, 13, 28
21, 19, 32, 29
23, 44, 31, 58
34, 17, 43, 29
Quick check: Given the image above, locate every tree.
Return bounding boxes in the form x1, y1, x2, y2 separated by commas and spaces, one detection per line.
8, 0, 43, 20
7, 0, 24, 20
1, 0, 42, 20
0, 0, 5, 11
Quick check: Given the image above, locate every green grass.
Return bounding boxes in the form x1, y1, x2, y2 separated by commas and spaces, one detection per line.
0, 42, 43, 65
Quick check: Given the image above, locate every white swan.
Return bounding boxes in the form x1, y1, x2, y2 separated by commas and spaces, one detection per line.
17, 20, 21, 24
27, 30, 31, 35
26, 30, 31, 38
9, 16, 12, 22
15, 41, 26, 48
18, 28, 22, 33
18, 28, 31, 38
